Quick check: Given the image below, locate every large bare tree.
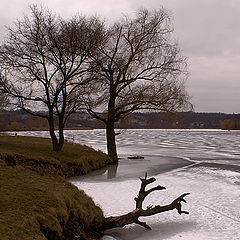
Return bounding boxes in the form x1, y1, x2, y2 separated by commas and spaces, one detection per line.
0, 5, 103, 151
83, 8, 192, 163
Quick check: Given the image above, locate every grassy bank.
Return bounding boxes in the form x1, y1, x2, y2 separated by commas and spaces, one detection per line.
0, 166, 105, 240
0, 136, 110, 240
0, 136, 110, 177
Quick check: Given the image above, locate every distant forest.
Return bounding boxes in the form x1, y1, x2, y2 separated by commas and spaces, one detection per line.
1, 110, 240, 131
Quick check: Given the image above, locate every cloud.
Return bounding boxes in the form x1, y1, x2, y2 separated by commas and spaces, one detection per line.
0, 0, 239, 113
187, 54, 240, 113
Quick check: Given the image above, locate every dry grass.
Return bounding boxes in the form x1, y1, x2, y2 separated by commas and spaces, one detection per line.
0, 136, 110, 239
0, 135, 108, 164
0, 136, 110, 177
0, 166, 104, 240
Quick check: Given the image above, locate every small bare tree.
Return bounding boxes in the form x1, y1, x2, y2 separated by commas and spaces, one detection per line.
0, 5, 103, 151
82, 8, 192, 163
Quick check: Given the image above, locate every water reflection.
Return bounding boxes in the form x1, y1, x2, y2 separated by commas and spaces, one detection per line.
107, 164, 118, 179
69, 155, 192, 183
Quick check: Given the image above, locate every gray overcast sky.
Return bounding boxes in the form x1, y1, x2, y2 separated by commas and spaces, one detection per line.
0, 0, 240, 113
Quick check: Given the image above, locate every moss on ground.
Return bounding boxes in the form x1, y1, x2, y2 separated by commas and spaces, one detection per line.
0, 136, 110, 240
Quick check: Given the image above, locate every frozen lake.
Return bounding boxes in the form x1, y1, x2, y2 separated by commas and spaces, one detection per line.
15, 129, 240, 239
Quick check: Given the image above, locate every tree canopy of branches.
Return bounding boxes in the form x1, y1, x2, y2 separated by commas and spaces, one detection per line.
83, 8, 192, 163
0, 5, 104, 151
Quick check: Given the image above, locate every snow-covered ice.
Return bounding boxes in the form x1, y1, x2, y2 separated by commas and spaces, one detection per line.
72, 164, 240, 240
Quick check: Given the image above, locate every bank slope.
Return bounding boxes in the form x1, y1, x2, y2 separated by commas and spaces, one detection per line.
0, 166, 105, 240
0, 136, 110, 177
0, 136, 110, 240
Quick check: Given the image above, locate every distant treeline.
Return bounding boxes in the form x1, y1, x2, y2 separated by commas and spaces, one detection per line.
1, 110, 240, 131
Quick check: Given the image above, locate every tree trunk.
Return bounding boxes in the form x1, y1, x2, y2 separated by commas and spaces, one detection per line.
100, 173, 190, 231
48, 116, 63, 152
57, 89, 66, 152
57, 119, 65, 151
106, 121, 118, 164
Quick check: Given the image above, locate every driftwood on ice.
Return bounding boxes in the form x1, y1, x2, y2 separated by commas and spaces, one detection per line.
100, 173, 190, 231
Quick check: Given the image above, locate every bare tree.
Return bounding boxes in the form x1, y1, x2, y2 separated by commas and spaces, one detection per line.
0, 5, 103, 151
82, 8, 192, 163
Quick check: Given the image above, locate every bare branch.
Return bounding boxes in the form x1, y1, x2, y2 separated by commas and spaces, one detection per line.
100, 173, 190, 231
135, 173, 166, 209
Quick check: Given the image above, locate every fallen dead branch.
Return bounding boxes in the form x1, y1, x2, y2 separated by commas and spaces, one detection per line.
100, 173, 190, 231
